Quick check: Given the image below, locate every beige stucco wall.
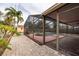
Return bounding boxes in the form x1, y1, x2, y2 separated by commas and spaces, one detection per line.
17, 26, 24, 33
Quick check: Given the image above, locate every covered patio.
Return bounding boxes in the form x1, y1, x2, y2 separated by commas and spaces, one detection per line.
24, 14, 64, 44
42, 3, 79, 55
24, 3, 79, 55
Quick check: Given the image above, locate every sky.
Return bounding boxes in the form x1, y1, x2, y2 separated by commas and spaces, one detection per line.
0, 3, 55, 25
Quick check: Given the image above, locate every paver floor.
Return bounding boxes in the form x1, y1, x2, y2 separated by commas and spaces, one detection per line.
46, 34, 79, 55
29, 34, 64, 43
2, 35, 62, 56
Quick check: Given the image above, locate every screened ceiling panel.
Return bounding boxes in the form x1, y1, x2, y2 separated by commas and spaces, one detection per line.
47, 3, 79, 26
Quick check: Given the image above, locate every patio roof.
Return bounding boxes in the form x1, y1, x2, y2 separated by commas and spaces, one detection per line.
42, 3, 79, 26
42, 3, 66, 15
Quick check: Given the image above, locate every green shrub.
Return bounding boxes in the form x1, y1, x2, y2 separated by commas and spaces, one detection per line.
0, 38, 11, 50
35, 33, 43, 36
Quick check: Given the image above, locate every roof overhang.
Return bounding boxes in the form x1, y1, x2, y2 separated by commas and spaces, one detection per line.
42, 3, 79, 26
42, 3, 66, 16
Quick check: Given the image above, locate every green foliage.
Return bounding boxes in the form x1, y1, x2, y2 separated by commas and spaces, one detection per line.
6, 44, 12, 50
0, 23, 16, 33
35, 33, 43, 36
15, 32, 21, 36
5, 7, 24, 24
4, 17, 13, 25
0, 38, 11, 50
0, 7, 23, 51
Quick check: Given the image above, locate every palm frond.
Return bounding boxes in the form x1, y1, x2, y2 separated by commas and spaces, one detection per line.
5, 7, 13, 12
17, 11, 22, 15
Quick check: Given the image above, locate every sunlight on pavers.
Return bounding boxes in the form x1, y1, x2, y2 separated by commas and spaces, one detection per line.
2, 35, 63, 56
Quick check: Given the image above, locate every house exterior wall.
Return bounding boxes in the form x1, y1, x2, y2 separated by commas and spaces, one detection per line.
17, 26, 24, 33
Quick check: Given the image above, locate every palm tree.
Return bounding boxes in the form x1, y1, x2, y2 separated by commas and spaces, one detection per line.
0, 11, 3, 21
0, 8, 23, 54
0, 11, 3, 16
5, 7, 23, 28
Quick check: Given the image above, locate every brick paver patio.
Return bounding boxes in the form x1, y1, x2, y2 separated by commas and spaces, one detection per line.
2, 35, 63, 56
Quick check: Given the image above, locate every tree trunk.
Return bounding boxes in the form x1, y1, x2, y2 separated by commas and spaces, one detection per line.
7, 33, 14, 43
